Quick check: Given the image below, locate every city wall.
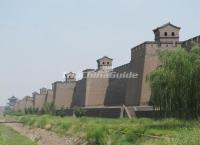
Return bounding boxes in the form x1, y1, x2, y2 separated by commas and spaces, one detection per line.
14, 24, 200, 118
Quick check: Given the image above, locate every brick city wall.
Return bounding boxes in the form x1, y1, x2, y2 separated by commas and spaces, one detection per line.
15, 24, 200, 118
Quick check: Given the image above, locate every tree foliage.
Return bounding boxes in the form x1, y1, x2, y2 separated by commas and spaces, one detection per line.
148, 44, 200, 119
24, 107, 39, 115
56, 106, 66, 117
42, 102, 56, 115
3, 106, 13, 115
74, 106, 85, 118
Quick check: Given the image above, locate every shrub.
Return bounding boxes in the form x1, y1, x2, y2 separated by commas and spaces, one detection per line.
24, 107, 38, 115
56, 106, 66, 117
3, 106, 13, 115
42, 102, 56, 115
74, 107, 85, 118
86, 126, 107, 145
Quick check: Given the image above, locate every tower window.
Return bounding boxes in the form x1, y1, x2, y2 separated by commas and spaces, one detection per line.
172, 32, 175, 36
107, 62, 110, 65
102, 62, 105, 65
164, 32, 168, 36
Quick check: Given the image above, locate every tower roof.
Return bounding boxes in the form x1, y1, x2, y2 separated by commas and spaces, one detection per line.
32, 91, 39, 95
153, 22, 181, 32
65, 72, 76, 76
8, 96, 17, 101
97, 56, 113, 63
65, 72, 76, 82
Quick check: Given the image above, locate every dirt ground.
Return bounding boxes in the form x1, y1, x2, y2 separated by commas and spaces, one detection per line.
2, 118, 85, 145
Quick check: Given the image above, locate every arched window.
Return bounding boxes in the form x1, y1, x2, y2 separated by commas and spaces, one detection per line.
172, 32, 175, 36
107, 62, 110, 65
164, 32, 168, 36
102, 62, 105, 65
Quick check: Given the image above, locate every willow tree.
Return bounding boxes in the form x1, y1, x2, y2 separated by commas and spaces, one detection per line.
148, 44, 200, 119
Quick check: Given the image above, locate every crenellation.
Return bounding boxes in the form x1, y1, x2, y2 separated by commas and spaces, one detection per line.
182, 35, 200, 49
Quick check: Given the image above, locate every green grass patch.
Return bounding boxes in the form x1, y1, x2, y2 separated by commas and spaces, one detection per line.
0, 124, 37, 145
16, 115, 200, 145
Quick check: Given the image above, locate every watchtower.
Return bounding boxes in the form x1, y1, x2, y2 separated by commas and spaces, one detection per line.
97, 56, 113, 71
153, 22, 181, 44
40, 87, 47, 95
65, 72, 76, 83
8, 96, 17, 107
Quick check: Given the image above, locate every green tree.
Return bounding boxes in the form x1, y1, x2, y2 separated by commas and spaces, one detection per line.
3, 106, 13, 115
148, 44, 200, 119
42, 102, 56, 115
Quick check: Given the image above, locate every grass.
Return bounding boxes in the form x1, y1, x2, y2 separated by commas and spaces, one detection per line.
0, 124, 37, 145
16, 115, 200, 145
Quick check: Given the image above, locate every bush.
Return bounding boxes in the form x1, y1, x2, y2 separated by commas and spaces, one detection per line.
24, 107, 38, 115
56, 106, 66, 117
74, 107, 85, 118
42, 102, 56, 115
3, 106, 13, 115
86, 126, 106, 145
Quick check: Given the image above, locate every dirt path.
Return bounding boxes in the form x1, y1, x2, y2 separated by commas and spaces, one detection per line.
1, 118, 85, 145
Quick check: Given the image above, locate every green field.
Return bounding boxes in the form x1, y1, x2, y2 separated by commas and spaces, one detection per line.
16, 115, 200, 145
0, 124, 37, 145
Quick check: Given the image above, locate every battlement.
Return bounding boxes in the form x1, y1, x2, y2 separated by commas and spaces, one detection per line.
182, 35, 200, 49
114, 63, 130, 73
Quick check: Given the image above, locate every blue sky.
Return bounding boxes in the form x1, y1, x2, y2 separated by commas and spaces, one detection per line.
0, 0, 200, 105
